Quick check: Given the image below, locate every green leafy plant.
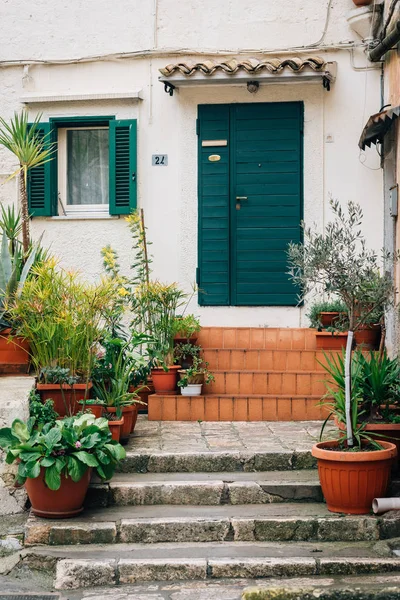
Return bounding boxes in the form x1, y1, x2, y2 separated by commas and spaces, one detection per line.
174, 342, 201, 367
0, 413, 126, 490
173, 314, 201, 340
178, 356, 214, 388
288, 199, 396, 447
9, 259, 118, 379
306, 300, 348, 330
28, 389, 59, 426
0, 112, 55, 252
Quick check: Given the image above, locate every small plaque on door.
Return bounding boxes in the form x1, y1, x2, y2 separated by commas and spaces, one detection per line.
208, 154, 221, 162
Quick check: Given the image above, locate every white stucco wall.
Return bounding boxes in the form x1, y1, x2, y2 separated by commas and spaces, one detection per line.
0, 0, 384, 327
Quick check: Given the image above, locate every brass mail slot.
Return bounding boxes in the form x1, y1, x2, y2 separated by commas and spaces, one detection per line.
202, 140, 228, 147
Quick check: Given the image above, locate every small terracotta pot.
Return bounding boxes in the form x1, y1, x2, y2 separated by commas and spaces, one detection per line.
107, 417, 124, 441
318, 312, 342, 328
151, 366, 181, 395
37, 383, 93, 417
312, 439, 397, 514
352, 0, 372, 5
25, 467, 92, 518
354, 324, 381, 350
78, 402, 104, 418
0, 328, 30, 374
107, 405, 135, 443
315, 332, 348, 350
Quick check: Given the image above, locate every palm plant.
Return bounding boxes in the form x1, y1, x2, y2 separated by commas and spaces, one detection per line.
0, 112, 54, 252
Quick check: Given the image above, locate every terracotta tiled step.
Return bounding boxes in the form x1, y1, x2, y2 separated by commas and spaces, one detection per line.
204, 371, 327, 396
197, 328, 317, 351
148, 394, 328, 421
202, 349, 339, 372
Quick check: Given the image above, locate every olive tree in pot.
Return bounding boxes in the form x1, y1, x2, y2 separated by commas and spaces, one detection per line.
287, 199, 397, 513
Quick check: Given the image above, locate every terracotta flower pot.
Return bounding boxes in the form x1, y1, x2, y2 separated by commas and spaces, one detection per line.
107, 416, 124, 441
129, 382, 154, 415
25, 467, 92, 518
354, 324, 381, 350
318, 312, 342, 328
352, 0, 372, 5
0, 328, 30, 374
78, 401, 104, 418
312, 439, 397, 514
107, 405, 135, 443
36, 383, 93, 417
315, 332, 348, 350
151, 366, 181, 395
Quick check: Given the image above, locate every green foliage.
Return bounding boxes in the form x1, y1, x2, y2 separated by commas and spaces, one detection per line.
0, 413, 126, 490
9, 259, 118, 378
174, 342, 201, 362
287, 199, 395, 331
177, 355, 214, 388
28, 389, 59, 425
306, 300, 348, 330
173, 314, 201, 340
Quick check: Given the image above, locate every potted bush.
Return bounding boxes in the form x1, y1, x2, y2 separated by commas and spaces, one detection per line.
9, 260, 117, 416
178, 356, 214, 396
0, 413, 125, 518
173, 314, 201, 344
288, 199, 397, 513
307, 300, 349, 350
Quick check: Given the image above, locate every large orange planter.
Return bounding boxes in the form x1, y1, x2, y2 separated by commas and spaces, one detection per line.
354, 325, 381, 350
107, 405, 135, 443
315, 332, 348, 350
312, 440, 397, 514
37, 383, 93, 417
0, 328, 30, 374
25, 467, 91, 518
151, 366, 181, 395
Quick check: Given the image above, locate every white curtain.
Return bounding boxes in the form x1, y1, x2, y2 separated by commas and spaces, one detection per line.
67, 129, 109, 205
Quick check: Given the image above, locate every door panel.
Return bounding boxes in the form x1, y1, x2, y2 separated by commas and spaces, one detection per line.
198, 102, 303, 307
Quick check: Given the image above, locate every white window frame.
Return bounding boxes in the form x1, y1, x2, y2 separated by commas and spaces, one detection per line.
57, 126, 109, 215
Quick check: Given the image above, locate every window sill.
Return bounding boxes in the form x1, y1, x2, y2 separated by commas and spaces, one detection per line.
46, 214, 120, 221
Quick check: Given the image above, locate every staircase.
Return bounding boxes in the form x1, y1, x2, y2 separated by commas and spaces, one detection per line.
149, 327, 333, 421
19, 419, 400, 592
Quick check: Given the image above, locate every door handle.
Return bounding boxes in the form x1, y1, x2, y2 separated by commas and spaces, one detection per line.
236, 196, 248, 201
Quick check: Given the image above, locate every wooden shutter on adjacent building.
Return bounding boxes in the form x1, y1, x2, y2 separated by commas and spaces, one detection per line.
109, 119, 137, 215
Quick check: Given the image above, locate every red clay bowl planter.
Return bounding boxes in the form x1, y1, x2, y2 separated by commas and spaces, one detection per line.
312, 439, 397, 514
315, 331, 348, 350
151, 366, 181, 395
25, 467, 92, 519
107, 416, 124, 442
36, 382, 93, 417
0, 328, 30, 374
107, 405, 135, 443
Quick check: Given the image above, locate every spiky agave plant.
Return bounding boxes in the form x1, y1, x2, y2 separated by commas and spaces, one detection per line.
0, 112, 54, 253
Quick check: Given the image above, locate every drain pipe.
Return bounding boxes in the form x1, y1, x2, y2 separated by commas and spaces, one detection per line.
372, 497, 400, 514
369, 20, 400, 61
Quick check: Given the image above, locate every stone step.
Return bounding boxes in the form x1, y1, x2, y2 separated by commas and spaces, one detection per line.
197, 327, 317, 351
24, 503, 400, 546
202, 348, 335, 372
148, 394, 328, 421
205, 370, 327, 396
20, 541, 400, 589
86, 470, 323, 507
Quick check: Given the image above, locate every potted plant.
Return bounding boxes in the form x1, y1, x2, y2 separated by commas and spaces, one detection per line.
307, 300, 348, 329
177, 356, 215, 396
174, 342, 201, 369
0, 206, 44, 373
288, 199, 397, 513
173, 314, 201, 344
92, 336, 147, 443
103, 412, 124, 442
0, 413, 125, 518
9, 260, 117, 416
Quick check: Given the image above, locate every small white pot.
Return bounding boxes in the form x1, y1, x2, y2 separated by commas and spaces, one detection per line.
180, 383, 203, 396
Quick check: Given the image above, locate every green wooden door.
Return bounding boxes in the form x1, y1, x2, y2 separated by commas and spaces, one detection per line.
198, 102, 303, 306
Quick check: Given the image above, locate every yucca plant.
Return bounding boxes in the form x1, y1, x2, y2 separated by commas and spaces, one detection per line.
0, 112, 55, 253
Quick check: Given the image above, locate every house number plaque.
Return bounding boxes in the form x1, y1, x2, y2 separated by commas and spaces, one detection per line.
152, 154, 168, 166
208, 155, 221, 162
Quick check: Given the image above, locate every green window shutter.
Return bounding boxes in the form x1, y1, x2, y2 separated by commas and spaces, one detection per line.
27, 122, 54, 217
197, 105, 230, 306
109, 119, 137, 215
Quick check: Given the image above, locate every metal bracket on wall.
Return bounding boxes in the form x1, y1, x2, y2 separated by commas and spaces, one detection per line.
164, 82, 175, 96
322, 76, 331, 91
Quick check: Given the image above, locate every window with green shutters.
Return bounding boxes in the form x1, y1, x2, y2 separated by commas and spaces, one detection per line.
197, 102, 303, 307
27, 117, 137, 217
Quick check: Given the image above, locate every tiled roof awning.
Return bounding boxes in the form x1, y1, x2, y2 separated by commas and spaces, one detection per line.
159, 57, 337, 94
359, 106, 400, 150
